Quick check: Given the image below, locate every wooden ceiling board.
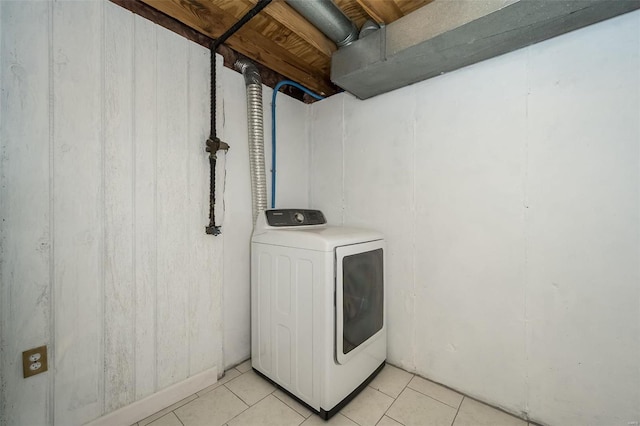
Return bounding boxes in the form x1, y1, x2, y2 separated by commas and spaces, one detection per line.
333, 0, 371, 27
141, 0, 336, 94
229, 0, 336, 69
136, 0, 434, 99
205, 0, 333, 71
247, 0, 337, 57
228, 28, 332, 91
249, 13, 330, 68
213, 0, 255, 17
139, 0, 228, 36
355, 0, 403, 24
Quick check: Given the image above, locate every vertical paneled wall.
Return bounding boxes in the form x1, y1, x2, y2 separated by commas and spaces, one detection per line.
0, 3, 53, 425
0, 2, 223, 425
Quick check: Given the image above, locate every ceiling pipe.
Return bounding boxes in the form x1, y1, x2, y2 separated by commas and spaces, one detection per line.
286, 0, 358, 47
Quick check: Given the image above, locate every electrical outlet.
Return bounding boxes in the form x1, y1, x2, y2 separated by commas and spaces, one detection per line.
22, 345, 48, 378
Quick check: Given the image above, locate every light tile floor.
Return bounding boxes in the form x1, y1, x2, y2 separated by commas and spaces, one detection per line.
133, 361, 535, 426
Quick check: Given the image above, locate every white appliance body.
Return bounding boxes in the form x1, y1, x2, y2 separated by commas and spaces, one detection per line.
251, 210, 386, 416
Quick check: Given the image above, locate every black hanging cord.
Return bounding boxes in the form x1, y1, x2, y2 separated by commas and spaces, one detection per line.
205, 0, 272, 235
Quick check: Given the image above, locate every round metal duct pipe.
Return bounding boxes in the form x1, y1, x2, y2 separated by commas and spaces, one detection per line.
234, 58, 267, 225
286, 0, 358, 47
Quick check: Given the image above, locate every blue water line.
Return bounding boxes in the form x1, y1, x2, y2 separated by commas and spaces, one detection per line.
271, 81, 324, 208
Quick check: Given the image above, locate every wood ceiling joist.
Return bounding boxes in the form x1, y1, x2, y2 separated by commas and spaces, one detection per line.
238, 12, 330, 69
212, 0, 333, 66
111, 0, 316, 102
140, 0, 336, 95
355, 0, 402, 24
126, 0, 436, 99
333, 0, 371, 28
247, 0, 337, 57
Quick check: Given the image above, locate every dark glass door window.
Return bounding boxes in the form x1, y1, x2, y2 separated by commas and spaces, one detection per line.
342, 249, 384, 354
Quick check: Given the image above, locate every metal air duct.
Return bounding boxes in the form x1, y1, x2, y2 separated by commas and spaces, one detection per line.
331, 0, 640, 99
235, 59, 267, 225
286, 0, 358, 47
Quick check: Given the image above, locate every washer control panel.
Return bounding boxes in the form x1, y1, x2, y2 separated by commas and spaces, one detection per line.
265, 209, 326, 226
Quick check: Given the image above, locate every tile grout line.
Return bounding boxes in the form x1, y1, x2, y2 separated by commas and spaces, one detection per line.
377, 375, 462, 426
457, 393, 528, 424
221, 380, 274, 409
340, 411, 359, 425
271, 390, 312, 419
173, 410, 185, 426
404, 383, 461, 410
195, 368, 242, 396
368, 373, 413, 400
450, 396, 464, 426
140, 393, 199, 426
217, 381, 258, 425
155, 365, 531, 426
379, 388, 402, 425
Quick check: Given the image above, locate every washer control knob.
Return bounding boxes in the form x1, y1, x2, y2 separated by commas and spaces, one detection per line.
293, 212, 305, 224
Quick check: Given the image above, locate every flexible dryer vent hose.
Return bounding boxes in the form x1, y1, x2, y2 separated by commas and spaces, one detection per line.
234, 59, 267, 225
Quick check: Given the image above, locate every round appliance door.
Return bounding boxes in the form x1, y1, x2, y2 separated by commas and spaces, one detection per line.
335, 239, 385, 365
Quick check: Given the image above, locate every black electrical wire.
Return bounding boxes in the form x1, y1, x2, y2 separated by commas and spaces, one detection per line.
206, 0, 272, 235
210, 0, 272, 141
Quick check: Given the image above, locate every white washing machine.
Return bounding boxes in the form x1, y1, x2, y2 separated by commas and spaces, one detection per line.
251, 209, 387, 419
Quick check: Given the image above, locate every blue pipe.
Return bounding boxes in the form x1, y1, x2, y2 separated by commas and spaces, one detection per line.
271, 80, 324, 208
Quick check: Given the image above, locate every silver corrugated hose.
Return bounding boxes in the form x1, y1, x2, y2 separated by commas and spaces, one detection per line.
234, 59, 267, 225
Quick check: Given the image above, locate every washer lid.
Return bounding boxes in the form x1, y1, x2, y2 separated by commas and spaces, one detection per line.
252, 225, 383, 252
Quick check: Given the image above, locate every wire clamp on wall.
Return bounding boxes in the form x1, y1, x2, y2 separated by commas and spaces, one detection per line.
205, 137, 230, 235
204, 0, 272, 236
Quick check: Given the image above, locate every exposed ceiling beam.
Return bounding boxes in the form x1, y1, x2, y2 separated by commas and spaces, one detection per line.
109, 0, 320, 103
141, 0, 337, 95
333, 0, 371, 27
247, 0, 337, 57
124, 0, 433, 98
355, 0, 402, 24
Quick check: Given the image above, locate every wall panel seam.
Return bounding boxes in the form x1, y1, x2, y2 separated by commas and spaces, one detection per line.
153, 23, 159, 394
48, 1, 56, 423
186, 39, 192, 377
340, 96, 345, 225
523, 46, 531, 417
0, 2, 4, 421
100, 0, 107, 416
411, 91, 417, 371
131, 9, 137, 402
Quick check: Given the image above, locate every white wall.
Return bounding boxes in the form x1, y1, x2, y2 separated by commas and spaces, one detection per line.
0, 2, 244, 424
0, 2, 311, 423
310, 11, 640, 426
221, 71, 310, 368
4, 1, 635, 425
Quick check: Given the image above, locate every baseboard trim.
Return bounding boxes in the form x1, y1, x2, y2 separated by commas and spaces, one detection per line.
85, 366, 218, 426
